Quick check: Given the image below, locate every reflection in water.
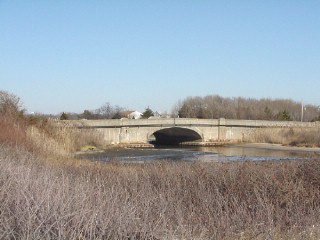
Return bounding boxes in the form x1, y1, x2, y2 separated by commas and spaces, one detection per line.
77, 144, 318, 163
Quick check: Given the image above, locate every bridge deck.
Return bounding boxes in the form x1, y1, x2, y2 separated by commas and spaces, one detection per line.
68, 118, 318, 128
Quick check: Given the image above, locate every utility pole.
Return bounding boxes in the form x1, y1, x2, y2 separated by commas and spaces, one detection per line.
301, 102, 304, 122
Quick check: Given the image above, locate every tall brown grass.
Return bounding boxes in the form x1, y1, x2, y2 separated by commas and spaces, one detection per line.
1, 146, 320, 239
0, 115, 104, 156
27, 119, 105, 155
0, 115, 31, 149
250, 127, 320, 147
1, 116, 320, 239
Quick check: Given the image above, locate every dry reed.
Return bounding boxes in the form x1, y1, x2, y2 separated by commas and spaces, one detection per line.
1, 145, 320, 239
250, 127, 320, 147
28, 119, 105, 154
1, 116, 320, 239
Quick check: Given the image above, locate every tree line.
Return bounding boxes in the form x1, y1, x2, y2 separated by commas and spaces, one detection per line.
1, 90, 319, 122
60, 104, 155, 120
173, 95, 320, 122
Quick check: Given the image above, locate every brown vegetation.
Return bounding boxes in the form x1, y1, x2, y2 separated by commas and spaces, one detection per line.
1, 146, 320, 239
2, 90, 320, 239
174, 95, 320, 121
251, 127, 320, 147
0, 115, 104, 157
1, 115, 320, 239
31, 119, 105, 153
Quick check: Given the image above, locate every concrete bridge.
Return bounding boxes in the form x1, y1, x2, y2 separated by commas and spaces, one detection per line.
68, 118, 319, 146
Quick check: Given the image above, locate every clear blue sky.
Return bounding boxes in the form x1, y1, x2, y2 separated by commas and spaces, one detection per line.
1, 1, 320, 114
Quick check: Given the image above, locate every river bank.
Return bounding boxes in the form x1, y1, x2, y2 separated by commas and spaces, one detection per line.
75, 142, 320, 163
232, 142, 320, 153
79, 141, 320, 154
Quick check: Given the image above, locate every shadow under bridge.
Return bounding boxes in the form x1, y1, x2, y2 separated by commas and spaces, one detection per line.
150, 127, 202, 145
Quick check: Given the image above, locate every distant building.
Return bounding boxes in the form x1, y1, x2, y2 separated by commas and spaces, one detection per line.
153, 111, 161, 118
160, 113, 171, 118
148, 111, 172, 119
128, 110, 143, 119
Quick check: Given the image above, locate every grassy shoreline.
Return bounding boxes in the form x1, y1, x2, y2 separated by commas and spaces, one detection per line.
232, 142, 320, 153
251, 127, 320, 148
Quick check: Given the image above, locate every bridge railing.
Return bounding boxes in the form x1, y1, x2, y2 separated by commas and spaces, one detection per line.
224, 119, 319, 128
65, 118, 320, 128
69, 118, 221, 128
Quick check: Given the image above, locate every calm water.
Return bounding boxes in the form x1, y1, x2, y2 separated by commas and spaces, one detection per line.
77, 144, 319, 163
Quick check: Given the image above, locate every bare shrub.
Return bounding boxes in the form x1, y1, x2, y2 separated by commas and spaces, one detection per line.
1, 145, 320, 239
0, 90, 23, 118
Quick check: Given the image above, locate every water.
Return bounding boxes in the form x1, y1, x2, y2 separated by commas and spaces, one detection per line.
77, 144, 320, 163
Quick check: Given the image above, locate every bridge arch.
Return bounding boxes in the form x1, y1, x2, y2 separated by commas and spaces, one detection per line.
149, 127, 202, 145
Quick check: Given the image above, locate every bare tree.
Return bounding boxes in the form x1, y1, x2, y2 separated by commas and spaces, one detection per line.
0, 90, 23, 118
95, 102, 126, 119
176, 94, 320, 121
171, 100, 183, 118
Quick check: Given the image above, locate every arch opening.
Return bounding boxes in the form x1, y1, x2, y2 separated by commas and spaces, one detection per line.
150, 127, 202, 145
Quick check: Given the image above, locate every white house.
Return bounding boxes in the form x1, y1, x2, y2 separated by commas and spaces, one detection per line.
127, 110, 143, 119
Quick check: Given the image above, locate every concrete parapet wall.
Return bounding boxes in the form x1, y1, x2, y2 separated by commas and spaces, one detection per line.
65, 118, 320, 145
224, 119, 319, 128
71, 118, 318, 128
72, 118, 220, 128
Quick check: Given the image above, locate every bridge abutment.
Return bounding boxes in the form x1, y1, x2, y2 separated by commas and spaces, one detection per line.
218, 118, 226, 141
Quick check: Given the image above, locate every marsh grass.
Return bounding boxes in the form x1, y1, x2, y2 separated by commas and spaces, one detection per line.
0, 115, 31, 149
1, 145, 320, 239
251, 127, 320, 147
1, 116, 320, 239
0, 115, 104, 156
28, 119, 105, 154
